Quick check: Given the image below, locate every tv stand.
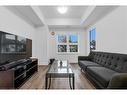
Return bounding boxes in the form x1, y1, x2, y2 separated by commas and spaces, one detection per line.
0, 58, 38, 89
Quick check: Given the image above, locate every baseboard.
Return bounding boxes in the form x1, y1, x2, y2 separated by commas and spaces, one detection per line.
38, 60, 49, 65
38, 64, 48, 66
70, 62, 78, 64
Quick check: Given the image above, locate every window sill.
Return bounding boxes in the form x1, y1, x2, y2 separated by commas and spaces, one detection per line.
57, 52, 79, 55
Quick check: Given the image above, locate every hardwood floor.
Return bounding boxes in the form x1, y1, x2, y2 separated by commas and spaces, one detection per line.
20, 63, 95, 89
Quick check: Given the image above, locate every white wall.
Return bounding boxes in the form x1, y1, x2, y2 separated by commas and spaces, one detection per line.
0, 7, 35, 39
86, 6, 127, 54
48, 28, 87, 63
0, 7, 51, 65
0, 6, 38, 58
32, 26, 49, 65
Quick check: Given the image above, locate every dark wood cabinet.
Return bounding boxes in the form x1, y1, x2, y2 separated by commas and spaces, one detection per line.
0, 58, 38, 89
26, 39, 32, 58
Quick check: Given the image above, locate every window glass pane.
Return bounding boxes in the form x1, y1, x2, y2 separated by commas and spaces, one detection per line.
69, 35, 78, 43
58, 35, 67, 43
90, 28, 96, 50
58, 45, 67, 52
69, 45, 78, 52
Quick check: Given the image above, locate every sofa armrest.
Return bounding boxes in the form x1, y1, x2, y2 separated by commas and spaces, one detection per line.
78, 56, 90, 61
107, 73, 127, 89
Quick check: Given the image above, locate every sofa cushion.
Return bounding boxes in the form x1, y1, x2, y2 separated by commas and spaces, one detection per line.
89, 51, 127, 73
79, 61, 101, 71
87, 66, 119, 88
107, 73, 127, 89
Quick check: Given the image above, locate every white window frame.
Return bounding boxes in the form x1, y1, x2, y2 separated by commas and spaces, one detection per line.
57, 34, 79, 54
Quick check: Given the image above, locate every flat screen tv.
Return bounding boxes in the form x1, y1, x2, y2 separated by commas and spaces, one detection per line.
0, 31, 26, 53
16, 36, 26, 53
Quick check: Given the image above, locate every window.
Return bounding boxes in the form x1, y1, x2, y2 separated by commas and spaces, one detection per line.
69, 45, 78, 52
57, 34, 78, 53
58, 35, 67, 43
58, 45, 67, 52
69, 35, 78, 43
90, 28, 96, 51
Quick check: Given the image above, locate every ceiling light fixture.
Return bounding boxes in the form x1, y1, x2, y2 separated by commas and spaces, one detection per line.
57, 6, 68, 14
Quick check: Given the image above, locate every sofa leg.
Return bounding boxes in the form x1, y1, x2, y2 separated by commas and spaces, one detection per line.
81, 68, 83, 72
80, 68, 86, 74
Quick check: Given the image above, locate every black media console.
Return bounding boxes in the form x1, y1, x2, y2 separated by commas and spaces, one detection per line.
0, 58, 38, 89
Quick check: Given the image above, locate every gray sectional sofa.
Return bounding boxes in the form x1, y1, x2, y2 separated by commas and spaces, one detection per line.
78, 51, 127, 89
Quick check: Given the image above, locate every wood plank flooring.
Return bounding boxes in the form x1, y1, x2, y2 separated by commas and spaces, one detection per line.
20, 63, 95, 89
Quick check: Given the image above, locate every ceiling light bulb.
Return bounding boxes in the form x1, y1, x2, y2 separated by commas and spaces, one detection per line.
57, 6, 68, 14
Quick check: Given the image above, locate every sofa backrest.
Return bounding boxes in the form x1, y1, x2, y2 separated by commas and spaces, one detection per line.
89, 51, 127, 73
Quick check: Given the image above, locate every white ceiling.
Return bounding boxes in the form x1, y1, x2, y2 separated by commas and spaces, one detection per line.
5, 6, 119, 29
82, 6, 118, 28
39, 6, 88, 19
6, 6, 44, 27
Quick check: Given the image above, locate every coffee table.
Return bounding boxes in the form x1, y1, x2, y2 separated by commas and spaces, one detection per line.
45, 60, 75, 89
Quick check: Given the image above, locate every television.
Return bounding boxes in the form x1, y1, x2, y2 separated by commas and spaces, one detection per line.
0, 31, 26, 53
16, 36, 26, 53
0, 31, 32, 65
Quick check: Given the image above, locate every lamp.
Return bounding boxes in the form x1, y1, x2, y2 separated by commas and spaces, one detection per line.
57, 6, 68, 14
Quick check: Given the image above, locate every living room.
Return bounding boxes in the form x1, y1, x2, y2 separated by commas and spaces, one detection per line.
0, 0, 127, 95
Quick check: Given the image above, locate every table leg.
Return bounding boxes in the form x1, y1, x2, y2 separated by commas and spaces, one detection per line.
45, 75, 48, 89
69, 75, 72, 89
72, 75, 75, 89
48, 75, 51, 89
